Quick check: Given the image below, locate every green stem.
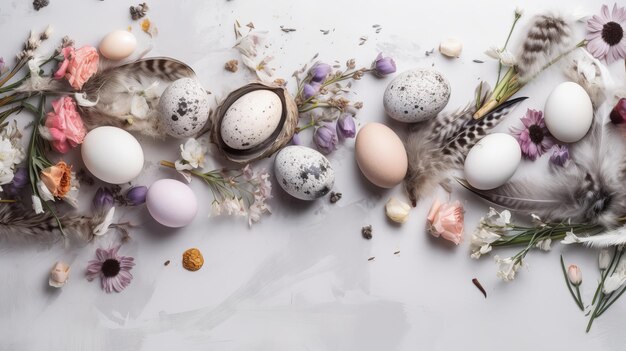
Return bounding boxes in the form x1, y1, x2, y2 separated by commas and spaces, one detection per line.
575, 285, 584, 311
561, 255, 583, 311
495, 13, 522, 86
587, 295, 603, 333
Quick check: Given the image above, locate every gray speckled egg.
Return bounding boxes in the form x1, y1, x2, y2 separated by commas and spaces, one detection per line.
383, 68, 451, 123
158, 78, 210, 138
274, 146, 335, 201
220, 90, 282, 150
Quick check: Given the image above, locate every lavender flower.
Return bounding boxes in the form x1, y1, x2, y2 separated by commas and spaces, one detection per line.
2, 167, 28, 196
510, 109, 555, 161
93, 187, 114, 211
86, 246, 135, 293
372, 53, 396, 77
291, 133, 302, 145
302, 82, 320, 100
313, 122, 338, 154
550, 145, 570, 167
125, 186, 148, 206
336, 114, 356, 138
311, 63, 332, 82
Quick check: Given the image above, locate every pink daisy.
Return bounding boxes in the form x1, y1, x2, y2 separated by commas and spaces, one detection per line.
86, 246, 135, 293
510, 109, 555, 161
586, 3, 626, 63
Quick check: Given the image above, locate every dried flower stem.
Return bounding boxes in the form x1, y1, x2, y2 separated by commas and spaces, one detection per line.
495, 11, 523, 86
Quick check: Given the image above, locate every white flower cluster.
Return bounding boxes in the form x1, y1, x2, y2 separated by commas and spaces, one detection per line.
175, 138, 208, 182
470, 207, 511, 259
0, 123, 25, 188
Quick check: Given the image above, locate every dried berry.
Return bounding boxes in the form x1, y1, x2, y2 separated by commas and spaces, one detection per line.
130, 2, 149, 20
361, 225, 372, 240
329, 192, 342, 203
610, 98, 626, 124
182, 248, 204, 271
164, 260, 170, 266
225, 59, 239, 72
33, 0, 49, 11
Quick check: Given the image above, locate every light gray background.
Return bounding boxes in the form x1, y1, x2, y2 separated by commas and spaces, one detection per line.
0, 0, 622, 350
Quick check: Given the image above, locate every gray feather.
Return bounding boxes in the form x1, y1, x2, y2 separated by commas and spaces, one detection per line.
79, 57, 196, 137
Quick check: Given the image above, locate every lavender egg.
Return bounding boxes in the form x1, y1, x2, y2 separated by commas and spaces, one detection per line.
146, 179, 198, 228
274, 146, 334, 201
158, 78, 210, 138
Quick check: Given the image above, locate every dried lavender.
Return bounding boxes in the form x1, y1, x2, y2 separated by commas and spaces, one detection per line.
329, 192, 342, 203
33, 0, 49, 11
362, 225, 373, 240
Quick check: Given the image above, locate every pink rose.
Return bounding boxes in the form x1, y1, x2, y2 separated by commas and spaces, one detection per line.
44, 96, 87, 153
427, 199, 464, 245
53, 46, 75, 80
64, 46, 99, 90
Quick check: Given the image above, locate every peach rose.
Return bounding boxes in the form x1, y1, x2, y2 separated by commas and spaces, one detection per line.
41, 161, 72, 198
44, 96, 86, 153
53, 46, 75, 79
427, 199, 464, 245
64, 46, 99, 90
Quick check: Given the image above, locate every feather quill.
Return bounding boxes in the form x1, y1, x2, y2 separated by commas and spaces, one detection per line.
563, 227, 626, 248
516, 13, 574, 83
404, 82, 526, 206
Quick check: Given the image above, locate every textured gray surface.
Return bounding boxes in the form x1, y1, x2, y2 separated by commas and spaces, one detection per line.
0, 0, 624, 351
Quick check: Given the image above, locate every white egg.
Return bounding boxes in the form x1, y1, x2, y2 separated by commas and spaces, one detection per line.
220, 90, 282, 150
158, 78, 210, 138
544, 82, 593, 143
464, 133, 521, 190
99, 30, 137, 60
274, 146, 334, 200
81, 127, 144, 184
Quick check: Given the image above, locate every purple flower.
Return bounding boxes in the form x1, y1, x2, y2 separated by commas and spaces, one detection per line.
93, 187, 114, 211
550, 145, 570, 167
2, 167, 28, 196
310, 63, 332, 82
372, 53, 397, 77
586, 4, 626, 63
125, 186, 148, 206
610, 98, 626, 124
336, 114, 356, 138
314, 122, 338, 154
302, 82, 321, 100
291, 132, 302, 145
86, 246, 135, 293
510, 109, 555, 161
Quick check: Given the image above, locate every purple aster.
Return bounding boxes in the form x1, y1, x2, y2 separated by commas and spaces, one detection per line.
313, 122, 338, 154
510, 109, 555, 161
550, 145, 570, 167
586, 4, 626, 63
310, 63, 332, 83
86, 246, 135, 293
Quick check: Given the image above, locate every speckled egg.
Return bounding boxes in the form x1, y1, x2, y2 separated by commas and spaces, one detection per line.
383, 68, 451, 123
158, 78, 210, 138
274, 146, 335, 201
220, 90, 282, 150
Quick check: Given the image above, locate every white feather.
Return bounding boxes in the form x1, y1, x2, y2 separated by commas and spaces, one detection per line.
562, 227, 626, 248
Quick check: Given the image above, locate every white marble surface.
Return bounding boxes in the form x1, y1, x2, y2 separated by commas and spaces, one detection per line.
1, 0, 624, 350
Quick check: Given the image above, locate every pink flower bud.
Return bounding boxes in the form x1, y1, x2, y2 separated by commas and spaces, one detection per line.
567, 264, 582, 286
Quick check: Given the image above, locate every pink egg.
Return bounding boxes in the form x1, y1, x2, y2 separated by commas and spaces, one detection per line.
146, 179, 198, 228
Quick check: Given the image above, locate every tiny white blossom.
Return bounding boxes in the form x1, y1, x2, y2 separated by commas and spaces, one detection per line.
515, 7, 524, 17
535, 238, 552, 251
603, 259, 626, 294
561, 230, 580, 245
495, 255, 523, 281
176, 138, 207, 171
599, 249, 611, 270
484, 47, 517, 66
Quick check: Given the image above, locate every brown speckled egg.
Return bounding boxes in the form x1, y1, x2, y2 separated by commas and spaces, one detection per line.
219, 90, 282, 150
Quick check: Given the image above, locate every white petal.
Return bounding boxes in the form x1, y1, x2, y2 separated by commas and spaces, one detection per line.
130, 94, 150, 119
32, 195, 43, 214
74, 92, 99, 107
93, 207, 115, 236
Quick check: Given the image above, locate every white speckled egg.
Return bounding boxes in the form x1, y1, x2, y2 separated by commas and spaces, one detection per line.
544, 82, 593, 143
274, 146, 334, 200
383, 69, 451, 123
158, 78, 210, 138
220, 90, 282, 150
464, 133, 521, 190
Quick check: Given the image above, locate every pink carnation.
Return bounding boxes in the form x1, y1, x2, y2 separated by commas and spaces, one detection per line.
55, 46, 99, 90
427, 199, 464, 245
44, 96, 87, 153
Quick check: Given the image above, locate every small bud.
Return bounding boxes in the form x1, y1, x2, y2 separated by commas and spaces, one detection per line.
313, 122, 338, 154
302, 82, 320, 100
49, 261, 70, 288
310, 63, 331, 83
599, 249, 611, 270
439, 38, 463, 58
385, 197, 411, 224
567, 264, 582, 286
336, 114, 356, 138
372, 53, 396, 77
126, 186, 148, 206
93, 187, 114, 211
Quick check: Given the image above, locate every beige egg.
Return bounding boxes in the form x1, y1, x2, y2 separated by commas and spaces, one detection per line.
99, 30, 137, 60
355, 123, 407, 188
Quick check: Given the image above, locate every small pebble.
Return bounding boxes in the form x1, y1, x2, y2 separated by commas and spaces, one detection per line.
164, 260, 170, 266
362, 225, 372, 240
33, 0, 49, 10
129, 2, 149, 20
225, 59, 239, 72
329, 192, 342, 204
